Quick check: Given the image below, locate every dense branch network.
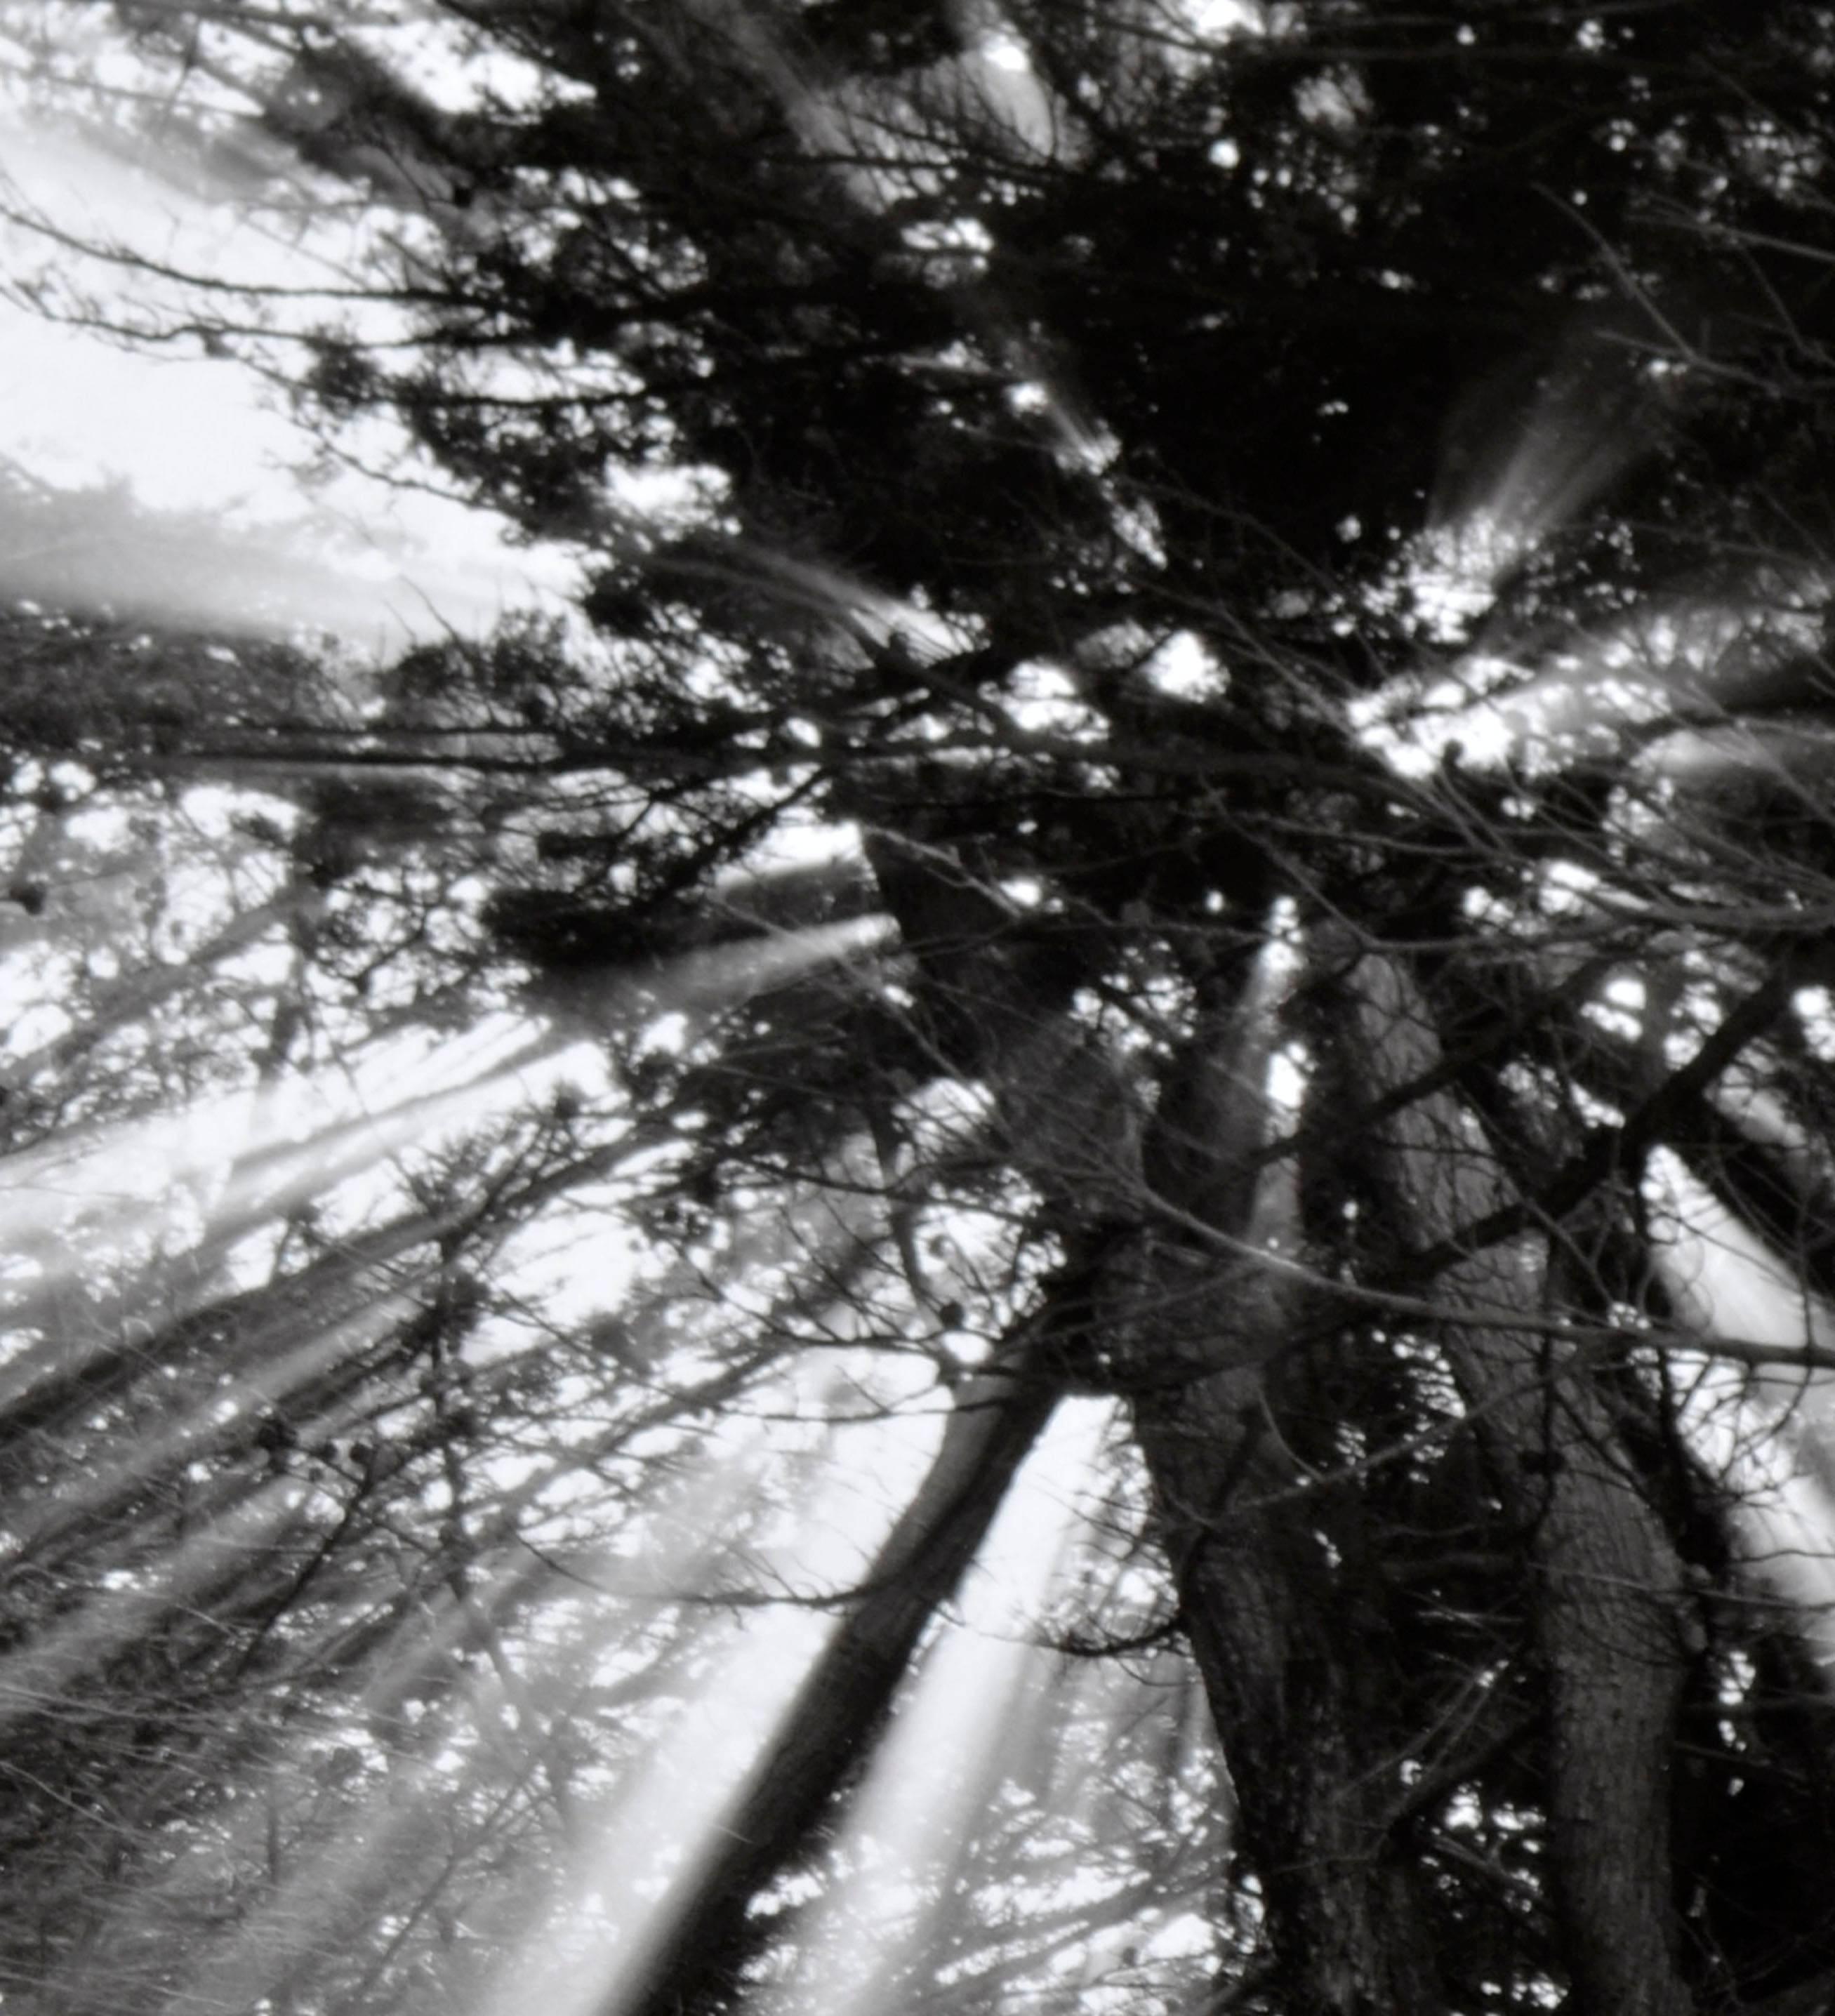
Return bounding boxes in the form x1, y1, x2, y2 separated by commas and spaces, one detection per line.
10, 4, 1835, 2015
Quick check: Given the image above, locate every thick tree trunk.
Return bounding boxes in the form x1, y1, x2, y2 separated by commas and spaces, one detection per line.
1341, 950, 1696, 2016
866, 837, 1450, 2010
1133, 1359, 1450, 2015
1122, 983, 1449, 2013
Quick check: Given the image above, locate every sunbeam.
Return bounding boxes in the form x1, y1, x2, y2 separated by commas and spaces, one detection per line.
463, 1369, 875, 2016
1645, 1149, 1835, 1661
0, 1026, 568, 1299
0, 1290, 419, 1565
1422, 324, 1662, 637
0, 905, 894, 1306
148, 1558, 561, 2016
0, 1471, 305, 1733
750, 1398, 1111, 2016
66, 1357, 855, 2016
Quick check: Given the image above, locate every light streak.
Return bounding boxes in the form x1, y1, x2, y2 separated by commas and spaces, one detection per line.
748, 1399, 1111, 2016
0, 1291, 420, 1563
113, 1556, 553, 2016
1645, 1150, 1835, 1664
0, 1474, 305, 1734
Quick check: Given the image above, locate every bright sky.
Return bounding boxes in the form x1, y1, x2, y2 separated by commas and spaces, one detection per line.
0, 107, 578, 649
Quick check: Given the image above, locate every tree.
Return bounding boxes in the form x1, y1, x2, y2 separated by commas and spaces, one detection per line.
13, 3, 1835, 2013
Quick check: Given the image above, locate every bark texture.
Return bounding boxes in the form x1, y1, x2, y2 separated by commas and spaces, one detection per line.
1341, 949, 1696, 2016
1133, 1362, 1450, 2014
1123, 979, 1450, 2013
863, 842, 1452, 2010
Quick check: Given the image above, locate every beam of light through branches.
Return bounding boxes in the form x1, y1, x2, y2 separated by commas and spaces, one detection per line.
749, 1398, 1112, 2016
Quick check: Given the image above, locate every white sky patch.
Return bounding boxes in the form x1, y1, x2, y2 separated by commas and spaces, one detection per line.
1795, 987, 1835, 1064
1176, 0, 1260, 37
376, 18, 555, 114
1266, 1043, 1307, 1118
740, 818, 864, 877
1537, 856, 1601, 915
1007, 659, 1104, 736
980, 31, 1033, 74
1409, 513, 1513, 642
1349, 656, 1525, 776
0, 110, 580, 644
901, 212, 994, 280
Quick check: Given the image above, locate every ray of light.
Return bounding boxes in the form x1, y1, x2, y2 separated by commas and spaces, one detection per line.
1645, 1149, 1835, 1661
181, 913, 893, 1229
748, 1397, 1112, 2016
583, 913, 898, 1028
107, 1360, 821, 2016
100, 1186, 922, 2014
1359, 325, 1820, 777
1, 908, 892, 1299
199, 1033, 572, 1226
0, 1020, 584, 1301
473, 1603, 837, 2016
28, 1531, 555, 2015
116, 1345, 842, 2015
465, 1459, 839, 2015
469, 1348, 953, 2016
1358, 585, 1831, 780
0, 1291, 420, 1564
149, 1557, 564, 2016
0, 1471, 307, 1734
1419, 315, 1667, 634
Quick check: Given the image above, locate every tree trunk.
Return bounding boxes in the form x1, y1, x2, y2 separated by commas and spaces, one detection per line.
1133, 1358, 1450, 2014
1122, 981, 1450, 2013
1339, 949, 1696, 2016
865, 838, 1450, 2009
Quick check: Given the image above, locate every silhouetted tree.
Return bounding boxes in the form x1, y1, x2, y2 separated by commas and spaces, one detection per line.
17, 5, 1835, 2014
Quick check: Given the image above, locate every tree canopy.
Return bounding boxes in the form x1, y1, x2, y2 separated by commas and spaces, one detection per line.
10, 4, 1835, 2014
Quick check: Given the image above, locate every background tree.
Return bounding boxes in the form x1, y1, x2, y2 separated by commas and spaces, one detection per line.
10, 4, 1835, 2015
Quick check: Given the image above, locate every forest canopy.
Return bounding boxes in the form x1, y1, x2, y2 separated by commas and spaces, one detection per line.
8, 4, 1835, 2014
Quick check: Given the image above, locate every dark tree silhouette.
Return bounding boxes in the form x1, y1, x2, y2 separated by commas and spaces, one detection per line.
13, 5, 1835, 2015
